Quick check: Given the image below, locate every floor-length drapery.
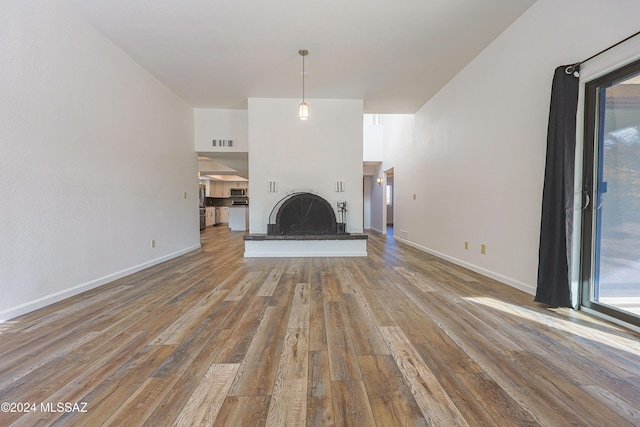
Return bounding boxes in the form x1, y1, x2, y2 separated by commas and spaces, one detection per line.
535, 65, 580, 307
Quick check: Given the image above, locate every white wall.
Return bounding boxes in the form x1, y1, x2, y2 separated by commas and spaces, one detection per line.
363, 176, 372, 230
363, 122, 383, 162
194, 108, 249, 152
372, 115, 413, 235
0, 0, 198, 321
384, 0, 640, 295
248, 98, 364, 234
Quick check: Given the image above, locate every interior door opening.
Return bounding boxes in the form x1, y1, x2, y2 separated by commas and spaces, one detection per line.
385, 169, 394, 236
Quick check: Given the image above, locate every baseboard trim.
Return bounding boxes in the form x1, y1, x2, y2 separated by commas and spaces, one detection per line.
244, 251, 368, 258
0, 244, 201, 323
393, 236, 536, 296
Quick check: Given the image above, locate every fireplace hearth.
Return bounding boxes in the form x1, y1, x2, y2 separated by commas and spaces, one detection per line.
267, 192, 343, 235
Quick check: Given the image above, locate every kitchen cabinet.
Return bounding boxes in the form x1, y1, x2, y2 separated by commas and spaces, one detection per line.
208, 181, 249, 198
210, 181, 224, 198
202, 180, 219, 197
205, 207, 216, 227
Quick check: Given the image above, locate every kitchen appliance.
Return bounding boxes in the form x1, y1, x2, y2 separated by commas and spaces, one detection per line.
229, 188, 247, 197
232, 199, 248, 206
215, 206, 229, 225
199, 184, 206, 230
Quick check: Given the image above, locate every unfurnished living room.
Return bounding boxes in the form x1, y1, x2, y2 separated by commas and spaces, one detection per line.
2, 0, 640, 426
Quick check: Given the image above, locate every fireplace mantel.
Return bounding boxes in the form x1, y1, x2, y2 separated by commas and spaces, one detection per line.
244, 233, 367, 241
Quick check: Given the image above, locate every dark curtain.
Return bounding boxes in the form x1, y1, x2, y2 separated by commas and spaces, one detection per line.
535, 65, 580, 308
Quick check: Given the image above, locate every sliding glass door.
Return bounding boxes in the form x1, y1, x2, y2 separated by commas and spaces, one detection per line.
581, 59, 640, 327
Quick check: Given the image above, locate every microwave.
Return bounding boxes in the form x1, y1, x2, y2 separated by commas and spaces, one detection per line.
230, 188, 247, 197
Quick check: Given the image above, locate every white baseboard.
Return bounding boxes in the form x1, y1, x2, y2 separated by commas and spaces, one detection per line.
0, 244, 201, 323
393, 236, 536, 296
244, 250, 368, 258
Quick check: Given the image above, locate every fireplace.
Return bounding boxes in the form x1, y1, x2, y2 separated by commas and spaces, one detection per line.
244, 191, 367, 257
267, 192, 342, 235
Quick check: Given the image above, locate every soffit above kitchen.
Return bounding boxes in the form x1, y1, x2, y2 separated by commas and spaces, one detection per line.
198, 153, 248, 180
62, 0, 536, 113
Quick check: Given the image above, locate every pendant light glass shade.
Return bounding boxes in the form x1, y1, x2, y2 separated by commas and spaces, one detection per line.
299, 102, 309, 120
299, 49, 309, 120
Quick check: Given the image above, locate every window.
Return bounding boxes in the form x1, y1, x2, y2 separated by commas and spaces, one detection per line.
386, 184, 393, 206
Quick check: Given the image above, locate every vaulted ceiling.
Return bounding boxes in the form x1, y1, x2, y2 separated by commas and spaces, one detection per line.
63, 0, 536, 113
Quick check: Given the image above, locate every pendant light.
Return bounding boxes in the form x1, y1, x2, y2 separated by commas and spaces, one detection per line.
298, 49, 309, 120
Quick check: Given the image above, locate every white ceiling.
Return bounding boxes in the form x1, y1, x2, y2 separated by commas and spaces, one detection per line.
198, 153, 249, 179
63, 0, 536, 113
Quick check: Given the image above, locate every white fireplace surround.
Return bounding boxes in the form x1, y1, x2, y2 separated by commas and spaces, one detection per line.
246, 98, 366, 257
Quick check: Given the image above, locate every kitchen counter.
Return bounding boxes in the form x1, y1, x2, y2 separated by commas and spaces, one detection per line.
228, 206, 248, 231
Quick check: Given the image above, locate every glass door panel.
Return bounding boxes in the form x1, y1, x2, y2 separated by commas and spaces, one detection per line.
582, 60, 640, 326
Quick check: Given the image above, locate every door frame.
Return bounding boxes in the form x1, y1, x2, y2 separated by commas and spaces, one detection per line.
579, 58, 640, 328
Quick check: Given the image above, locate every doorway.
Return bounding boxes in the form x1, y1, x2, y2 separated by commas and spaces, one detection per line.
385, 169, 394, 236
580, 58, 640, 327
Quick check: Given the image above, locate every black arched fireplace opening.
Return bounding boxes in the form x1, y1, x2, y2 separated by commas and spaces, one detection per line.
267, 192, 345, 235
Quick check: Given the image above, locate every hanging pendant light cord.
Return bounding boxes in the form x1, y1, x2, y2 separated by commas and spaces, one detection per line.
302, 51, 306, 102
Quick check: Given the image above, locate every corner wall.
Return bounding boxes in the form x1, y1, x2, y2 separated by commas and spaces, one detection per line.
0, 0, 199, 320
385, 0, 640, 295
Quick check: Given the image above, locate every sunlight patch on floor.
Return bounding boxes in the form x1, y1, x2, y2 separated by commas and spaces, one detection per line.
464, 296, 640, 355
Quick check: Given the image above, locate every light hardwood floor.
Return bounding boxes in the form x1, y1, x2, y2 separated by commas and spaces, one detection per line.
1, 226, 639, 426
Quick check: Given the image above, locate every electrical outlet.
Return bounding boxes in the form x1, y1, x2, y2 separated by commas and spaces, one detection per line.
465, 241, 469, 250
481, 244, 486, 254
184, 192, 187, 199
413, 194, 416, 200
151, 240, 156, 248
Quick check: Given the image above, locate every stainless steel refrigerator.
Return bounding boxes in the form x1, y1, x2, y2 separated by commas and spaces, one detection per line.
199, 184, 206, 230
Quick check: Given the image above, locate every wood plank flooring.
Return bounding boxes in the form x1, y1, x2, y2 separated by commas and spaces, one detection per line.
1, 226, 640, 426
